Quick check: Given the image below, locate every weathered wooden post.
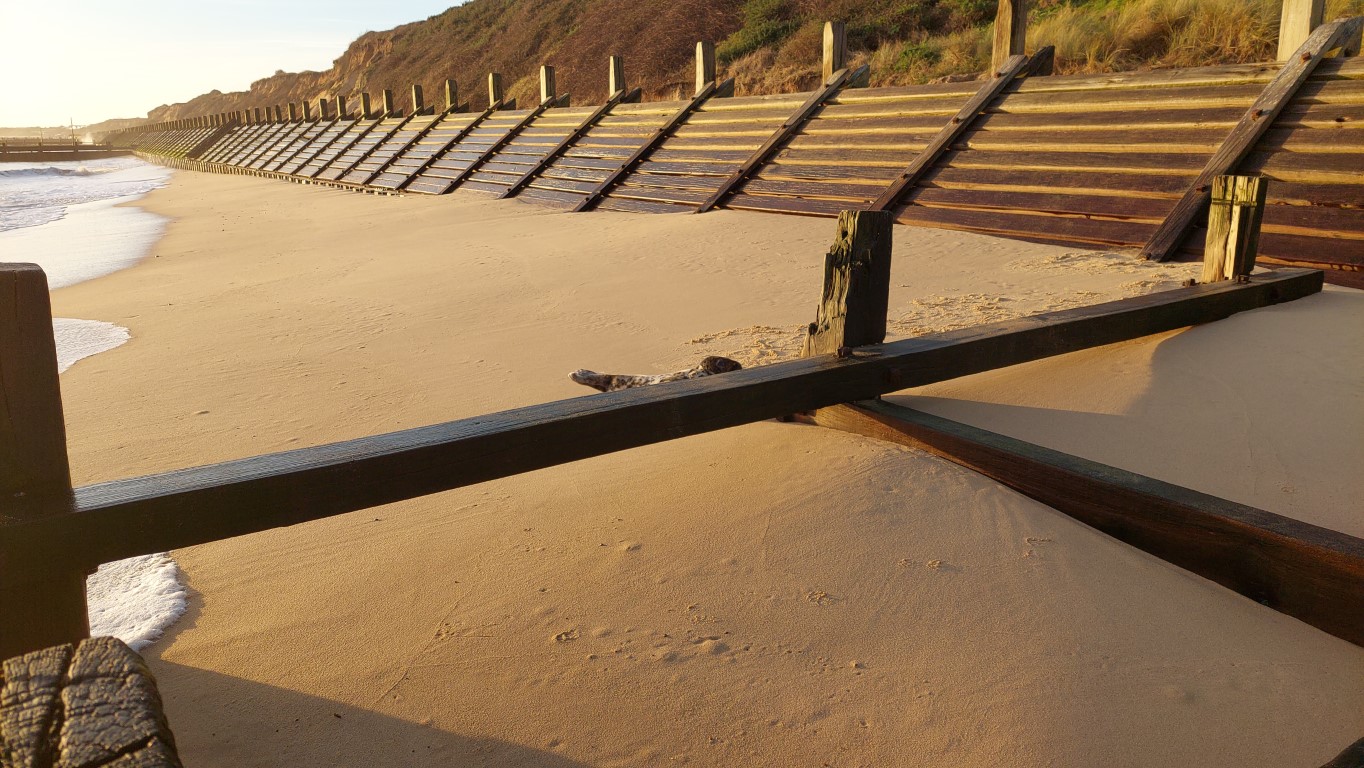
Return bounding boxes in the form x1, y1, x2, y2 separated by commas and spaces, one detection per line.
0, 264, 89, 660
335, 95, 348, 118
696, 41, 716, 95
992, 0, 1028, 74
254, 107, 263, 123
609, 55, 626, 95
302, 100, 312, 121
1278, 0, 1325, 60
823, 21, 846, 83
318, 97, 331, 120
411, 83, 425, 115
359, 93, 373, 119
444, 79, 460, 111
488, 73, 505, 106
801, 210, 895, 357
287, 102, 298, 121
381, 89, 396, 116
1202, 175, 1268, 283
539, 65, 558, 104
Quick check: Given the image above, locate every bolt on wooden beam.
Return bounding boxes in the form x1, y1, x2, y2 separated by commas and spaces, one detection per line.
801, 210, 895, 357
1278, 0, 1325, 60
992, 0, 1028, 75
696, 41, 717, 96
823, 22, 846, 84
1202, 175, 1268, 283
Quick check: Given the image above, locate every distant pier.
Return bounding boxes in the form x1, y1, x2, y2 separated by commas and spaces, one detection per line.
0, 142, 131, 162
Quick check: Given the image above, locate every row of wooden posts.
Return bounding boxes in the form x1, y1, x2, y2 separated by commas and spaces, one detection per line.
122, 0, 1337, 138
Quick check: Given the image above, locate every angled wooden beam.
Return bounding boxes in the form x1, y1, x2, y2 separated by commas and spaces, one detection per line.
802, 398, 1364, 647
443, 95, 562, 193
867, 49, 1052, 213
695, 66, 867, 213
269, 112, 344, 174
358, 91, 484, 186
993, 1, 1028, 74
393, 99, 506, 192
1142, 17, 1364, 261
499, 88, 636, 199
263, 114, 339, 173
303, 109, 391, 179
324, 104, 413, 181
0, 268, 1321, 583
573, 77, 733, 212
1202, 175, 1268, 283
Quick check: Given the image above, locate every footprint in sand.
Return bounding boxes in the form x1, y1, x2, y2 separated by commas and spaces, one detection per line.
552, 629, 579, 643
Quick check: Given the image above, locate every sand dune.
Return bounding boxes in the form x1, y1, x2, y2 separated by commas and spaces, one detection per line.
50, 172, 1363, 767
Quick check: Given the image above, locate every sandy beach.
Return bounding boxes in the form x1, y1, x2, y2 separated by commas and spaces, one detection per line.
49, 171, 1364, 766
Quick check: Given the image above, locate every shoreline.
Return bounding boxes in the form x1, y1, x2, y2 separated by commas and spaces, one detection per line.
49, 170, 1364, 767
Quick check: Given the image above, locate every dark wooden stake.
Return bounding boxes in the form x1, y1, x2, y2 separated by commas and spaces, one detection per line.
992, 0, 1027, 74
801, 210, 894, 357
823, 21, 846, 84
1202, 175, 1268, 283
0, 265, 88, 660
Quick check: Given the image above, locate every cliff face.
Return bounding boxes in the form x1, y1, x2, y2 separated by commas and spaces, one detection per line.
146, 0, 746, 122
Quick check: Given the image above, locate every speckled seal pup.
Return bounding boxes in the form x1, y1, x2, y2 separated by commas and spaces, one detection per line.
570, 356, 742, 393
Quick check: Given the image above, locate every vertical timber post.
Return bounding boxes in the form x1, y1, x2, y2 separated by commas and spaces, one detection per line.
609, 56, 626, 95
359, 93, 373, 119
1278, 0, 1325, 61
411, 83, 425, 115
445, 79, 460, 111
0, 264, 89, 659
823, 22, 846, 83
488, 73, 505, 106
302, 101, 312, 121
540, 65, 557, 103
696, 41, 716, 96
287, 103, 298, 121
800, 210, 895, 357
992, 0, 1028, 75
336, 95, 348, 119
1202, 175, 1268, 283
381, 89, 396, 116
319, 97, 332, 120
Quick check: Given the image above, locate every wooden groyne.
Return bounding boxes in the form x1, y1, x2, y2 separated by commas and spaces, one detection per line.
0, 141, 130, 162
112, 8, 1364, 286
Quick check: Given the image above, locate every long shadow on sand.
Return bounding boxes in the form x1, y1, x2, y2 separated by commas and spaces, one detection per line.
147, 660, 589, 768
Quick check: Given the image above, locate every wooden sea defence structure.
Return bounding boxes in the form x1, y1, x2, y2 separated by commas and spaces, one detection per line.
0, 140, 129, 162
110, 4, 1364, 287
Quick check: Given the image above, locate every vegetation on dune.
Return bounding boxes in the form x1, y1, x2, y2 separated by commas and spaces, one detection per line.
136, 0, 1364, 128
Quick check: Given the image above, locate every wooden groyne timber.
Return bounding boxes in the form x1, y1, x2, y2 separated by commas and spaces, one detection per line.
0, 141, 130, 162
113, 9, 1364, 286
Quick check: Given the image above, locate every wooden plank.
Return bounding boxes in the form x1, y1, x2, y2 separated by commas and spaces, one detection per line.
870, 50, 1046, 212
894, 204, 1157, 246
303, 118, 386, 179
801, 210, 894, 356
394, 102, 505, 191
0, 637, 183, 765
696, 66, 868, 213
1203, 175, 1269, 282
801, 399, 1364, 647
501, 89, 636, 199
440, 96, 561, 193
0, 270, 1320, 580
1142, 17, 1364, 260
573, 78, 733, 212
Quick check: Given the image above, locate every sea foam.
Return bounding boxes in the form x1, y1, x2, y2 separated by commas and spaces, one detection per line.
0, 157, 187, 650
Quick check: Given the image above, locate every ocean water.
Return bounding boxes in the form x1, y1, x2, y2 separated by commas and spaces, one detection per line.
0, 157, 187, 651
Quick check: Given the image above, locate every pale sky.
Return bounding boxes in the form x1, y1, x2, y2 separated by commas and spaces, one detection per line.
0, 1, 462, 127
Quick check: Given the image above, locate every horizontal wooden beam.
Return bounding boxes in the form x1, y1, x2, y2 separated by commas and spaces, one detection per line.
801, 399, 1364, 647
0, 269, 1321, 579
